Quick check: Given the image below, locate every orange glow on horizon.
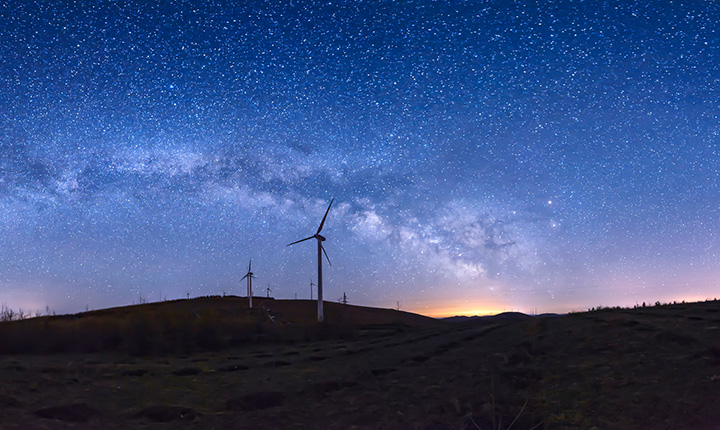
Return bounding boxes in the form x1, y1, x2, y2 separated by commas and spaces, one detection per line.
407, 304, 510, 319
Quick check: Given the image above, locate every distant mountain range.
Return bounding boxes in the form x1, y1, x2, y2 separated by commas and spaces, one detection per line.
441, 311, 562, 323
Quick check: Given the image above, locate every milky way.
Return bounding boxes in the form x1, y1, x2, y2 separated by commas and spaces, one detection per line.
1, 1, 719, 316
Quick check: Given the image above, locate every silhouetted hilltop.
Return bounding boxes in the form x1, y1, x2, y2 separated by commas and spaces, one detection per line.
262, 299, 440, 327
75, 296, 440, 327
443, 311, 533, 323
0, 296, 440, 355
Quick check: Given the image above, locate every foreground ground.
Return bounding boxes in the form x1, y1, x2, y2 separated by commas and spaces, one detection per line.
2, 301, 720, 429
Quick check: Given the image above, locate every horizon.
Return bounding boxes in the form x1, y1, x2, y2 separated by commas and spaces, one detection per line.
2, 1, 720, 317
5, 292, 715, 322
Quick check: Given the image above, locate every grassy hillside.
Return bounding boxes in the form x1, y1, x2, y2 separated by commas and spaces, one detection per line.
0, 296, 440, 355
2, 299, 720, 428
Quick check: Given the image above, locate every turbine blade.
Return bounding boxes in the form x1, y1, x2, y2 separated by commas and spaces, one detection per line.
316, 198, 334, 234
286, 236, 314, 246
249, 259, 252, 271
241, 274, 249, 280
321, 244, 332, 266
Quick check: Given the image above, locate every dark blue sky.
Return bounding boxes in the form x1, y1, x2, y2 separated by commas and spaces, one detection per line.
1, 0, 719, 316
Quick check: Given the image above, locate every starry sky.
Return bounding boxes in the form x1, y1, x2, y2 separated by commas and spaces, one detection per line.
1, 0, 719, 317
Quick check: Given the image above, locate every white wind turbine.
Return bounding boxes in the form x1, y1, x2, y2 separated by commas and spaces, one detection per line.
241, 259, 256, 308
287, 198, 334, 322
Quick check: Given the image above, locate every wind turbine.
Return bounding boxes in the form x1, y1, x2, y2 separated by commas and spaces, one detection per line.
241, 259, 256, 308
310, 279, 315, 300
287, 198, 334, 322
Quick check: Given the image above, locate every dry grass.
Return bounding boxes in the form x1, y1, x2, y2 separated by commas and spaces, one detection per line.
2, 299, 720, 429
0, 297, 439, 355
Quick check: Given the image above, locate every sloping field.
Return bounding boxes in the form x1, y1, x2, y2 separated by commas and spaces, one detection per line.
59, 296, 439, 327
0, 297, 440, 355
1, 300, 720, 429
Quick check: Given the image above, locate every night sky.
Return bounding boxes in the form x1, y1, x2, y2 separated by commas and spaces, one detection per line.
2, 1, 719, 317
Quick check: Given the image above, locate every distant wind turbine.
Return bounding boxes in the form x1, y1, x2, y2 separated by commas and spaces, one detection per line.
241, 259, 256, 308
287, 198, 334, 322
310, 279, 315, 300
266, 284, 271, 298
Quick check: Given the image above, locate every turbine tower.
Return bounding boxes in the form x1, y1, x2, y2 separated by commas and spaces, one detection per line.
241, 259, 256, 308
287, 198, 334, 322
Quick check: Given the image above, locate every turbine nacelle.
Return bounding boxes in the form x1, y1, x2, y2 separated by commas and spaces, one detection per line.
241, 259, 255, 280
286, 198, 334, 266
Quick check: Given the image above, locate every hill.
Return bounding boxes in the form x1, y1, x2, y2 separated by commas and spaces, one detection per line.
443, 311, 535, 323
73, 296, 439, 327
0, 296, 440, 355
2, 299, 720, 428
